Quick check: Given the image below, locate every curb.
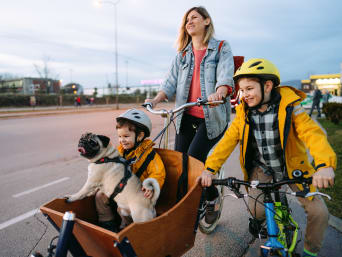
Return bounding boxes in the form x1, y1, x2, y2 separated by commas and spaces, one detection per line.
329, 214, 342, 233
0, 107, 116, 119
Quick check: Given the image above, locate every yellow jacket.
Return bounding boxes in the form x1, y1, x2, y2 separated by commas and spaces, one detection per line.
205, 86, 336, 192
118, 139, 166, 189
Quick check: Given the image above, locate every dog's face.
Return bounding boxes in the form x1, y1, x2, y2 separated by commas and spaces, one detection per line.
78, 132, 110, 159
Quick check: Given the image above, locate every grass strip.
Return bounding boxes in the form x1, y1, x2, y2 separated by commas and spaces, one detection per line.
317, 118, 342, 219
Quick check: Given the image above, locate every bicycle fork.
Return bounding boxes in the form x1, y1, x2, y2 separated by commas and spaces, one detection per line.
261, 197, 288, 257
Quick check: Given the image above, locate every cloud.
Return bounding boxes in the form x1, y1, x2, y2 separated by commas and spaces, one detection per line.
0, 0, 341, 89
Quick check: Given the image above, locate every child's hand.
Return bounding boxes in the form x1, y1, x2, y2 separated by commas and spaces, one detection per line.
312, 167, 335, 188
142, 186, 154, 199
197, 170, 214, 187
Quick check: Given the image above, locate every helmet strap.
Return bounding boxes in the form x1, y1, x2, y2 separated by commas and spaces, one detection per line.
134, 131, 145, 148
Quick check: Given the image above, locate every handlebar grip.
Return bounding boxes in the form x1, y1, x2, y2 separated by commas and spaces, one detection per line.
142, 102, 153, 108
212, 179, 227, 186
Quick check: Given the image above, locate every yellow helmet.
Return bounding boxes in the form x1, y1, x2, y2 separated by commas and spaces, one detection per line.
234, 58, 280, 86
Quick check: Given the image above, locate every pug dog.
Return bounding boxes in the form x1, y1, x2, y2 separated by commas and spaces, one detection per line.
65, 132, 160, 223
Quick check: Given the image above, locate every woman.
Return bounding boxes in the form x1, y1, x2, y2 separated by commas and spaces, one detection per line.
145, 6, 234, 224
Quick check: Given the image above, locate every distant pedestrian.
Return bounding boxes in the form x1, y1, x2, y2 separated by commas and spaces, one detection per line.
322, 89, 332, 104
90, 97, 94, 105
86, 97, 90, 105
309, 86, 322, 117
74, 96, 81, 107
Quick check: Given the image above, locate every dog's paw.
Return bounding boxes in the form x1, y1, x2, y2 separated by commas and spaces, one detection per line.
64, 195, 73, 203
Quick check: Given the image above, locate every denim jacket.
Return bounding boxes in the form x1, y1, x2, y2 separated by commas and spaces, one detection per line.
160, 38, 234, 139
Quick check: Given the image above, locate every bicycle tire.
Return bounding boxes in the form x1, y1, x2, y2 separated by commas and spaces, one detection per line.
199, 166, 225, 234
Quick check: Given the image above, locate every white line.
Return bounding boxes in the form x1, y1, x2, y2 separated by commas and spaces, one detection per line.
0, 209, 39, 230
13, 177, 70, 198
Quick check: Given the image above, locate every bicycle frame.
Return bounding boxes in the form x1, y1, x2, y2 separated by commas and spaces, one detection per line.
261, 192, 298, 257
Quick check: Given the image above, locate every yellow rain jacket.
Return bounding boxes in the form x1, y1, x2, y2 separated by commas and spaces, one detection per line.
205, 86, 336, 193
118, 139, 166, 189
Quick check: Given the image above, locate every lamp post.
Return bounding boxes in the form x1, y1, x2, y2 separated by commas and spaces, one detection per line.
95, 0, 120, 109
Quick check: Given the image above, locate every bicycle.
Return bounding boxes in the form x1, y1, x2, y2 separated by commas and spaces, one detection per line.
211, 169, 331, 257
143, 97, 227, 234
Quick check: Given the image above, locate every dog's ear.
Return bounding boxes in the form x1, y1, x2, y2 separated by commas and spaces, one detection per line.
98, 135, 110, 148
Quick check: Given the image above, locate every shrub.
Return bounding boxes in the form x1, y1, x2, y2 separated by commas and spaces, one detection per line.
322, 102, 342, 124
0, 93, 146, 107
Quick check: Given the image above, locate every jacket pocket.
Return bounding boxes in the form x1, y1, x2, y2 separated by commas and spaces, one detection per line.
178, 63, 189, 84
205, 63, 216, 83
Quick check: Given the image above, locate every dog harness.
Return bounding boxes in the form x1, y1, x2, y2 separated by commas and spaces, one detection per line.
95, 156, 132, 199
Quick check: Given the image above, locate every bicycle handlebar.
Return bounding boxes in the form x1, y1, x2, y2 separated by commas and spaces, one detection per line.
212, 177, 312, 189
212, 176, 331, 200
142, 98, 226, 116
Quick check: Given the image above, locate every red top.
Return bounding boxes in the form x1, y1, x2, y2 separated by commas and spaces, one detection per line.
187, 48, 206, 118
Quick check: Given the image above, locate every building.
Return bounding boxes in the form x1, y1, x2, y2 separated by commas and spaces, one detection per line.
301, 73, 341, 96
0, 77, 61, 94
62, 83, 84, 95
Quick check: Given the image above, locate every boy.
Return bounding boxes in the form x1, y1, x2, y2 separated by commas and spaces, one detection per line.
198, 58, 336, 257
96, 109, 166, 232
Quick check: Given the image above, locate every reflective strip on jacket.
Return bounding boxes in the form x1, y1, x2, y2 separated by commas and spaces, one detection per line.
205, 86, 336, 193
160, 38, 235, 139
118, 139, 166, 189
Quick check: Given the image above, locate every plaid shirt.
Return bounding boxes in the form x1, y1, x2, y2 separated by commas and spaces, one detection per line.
250, 91, 285, 180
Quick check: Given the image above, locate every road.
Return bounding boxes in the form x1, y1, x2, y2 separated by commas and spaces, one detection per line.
0, 105, 341, 257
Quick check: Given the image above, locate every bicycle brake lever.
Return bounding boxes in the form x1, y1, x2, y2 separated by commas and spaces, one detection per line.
305, 192, 331, 200
142, 102, 152, 108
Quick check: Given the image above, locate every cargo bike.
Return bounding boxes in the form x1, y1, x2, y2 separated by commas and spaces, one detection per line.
39, 148, 204, 257
37, 57, 244, 257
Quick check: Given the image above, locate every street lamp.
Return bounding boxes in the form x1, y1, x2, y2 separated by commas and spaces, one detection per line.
95, 0, 120, 109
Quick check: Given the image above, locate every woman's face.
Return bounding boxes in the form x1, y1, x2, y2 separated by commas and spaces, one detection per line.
185, 10, 209, 37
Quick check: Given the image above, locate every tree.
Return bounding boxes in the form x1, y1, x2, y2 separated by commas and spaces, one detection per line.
93, 87, 98, 98
33, 55, 59, 94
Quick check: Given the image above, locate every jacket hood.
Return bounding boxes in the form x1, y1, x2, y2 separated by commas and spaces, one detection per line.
278, 85, 306, 102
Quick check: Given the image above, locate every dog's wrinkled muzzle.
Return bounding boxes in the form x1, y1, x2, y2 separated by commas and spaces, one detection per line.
78, 133, 100, 159
78, 147, 86, 155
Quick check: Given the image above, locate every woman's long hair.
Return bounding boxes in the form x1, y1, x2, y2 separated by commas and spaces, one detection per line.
176, 6, 215, 52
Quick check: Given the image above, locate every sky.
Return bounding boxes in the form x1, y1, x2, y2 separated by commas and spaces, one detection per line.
0, 0, 341, 92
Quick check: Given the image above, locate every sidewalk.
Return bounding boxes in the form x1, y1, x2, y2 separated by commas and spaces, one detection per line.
0, 103, 142, 119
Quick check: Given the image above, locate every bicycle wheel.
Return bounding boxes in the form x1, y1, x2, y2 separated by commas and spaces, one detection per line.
199, 166, 225, 234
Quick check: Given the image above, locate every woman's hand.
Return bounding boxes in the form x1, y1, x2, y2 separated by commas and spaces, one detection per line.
197, 170, 214, 187
142, 187, 154, 199
312, 167, 335, 188
144, 91, 167, 108
207, 86, 229, 107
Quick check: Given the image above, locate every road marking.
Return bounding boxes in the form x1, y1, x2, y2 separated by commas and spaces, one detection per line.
0, 209, 40, 230
12, 177, 70, 198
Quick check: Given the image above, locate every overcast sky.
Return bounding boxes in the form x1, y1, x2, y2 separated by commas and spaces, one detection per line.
0, 0, 341, 91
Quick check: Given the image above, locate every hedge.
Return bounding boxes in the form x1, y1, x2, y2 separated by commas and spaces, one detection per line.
322, 102, 342, 124
0, 93, 147, 107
